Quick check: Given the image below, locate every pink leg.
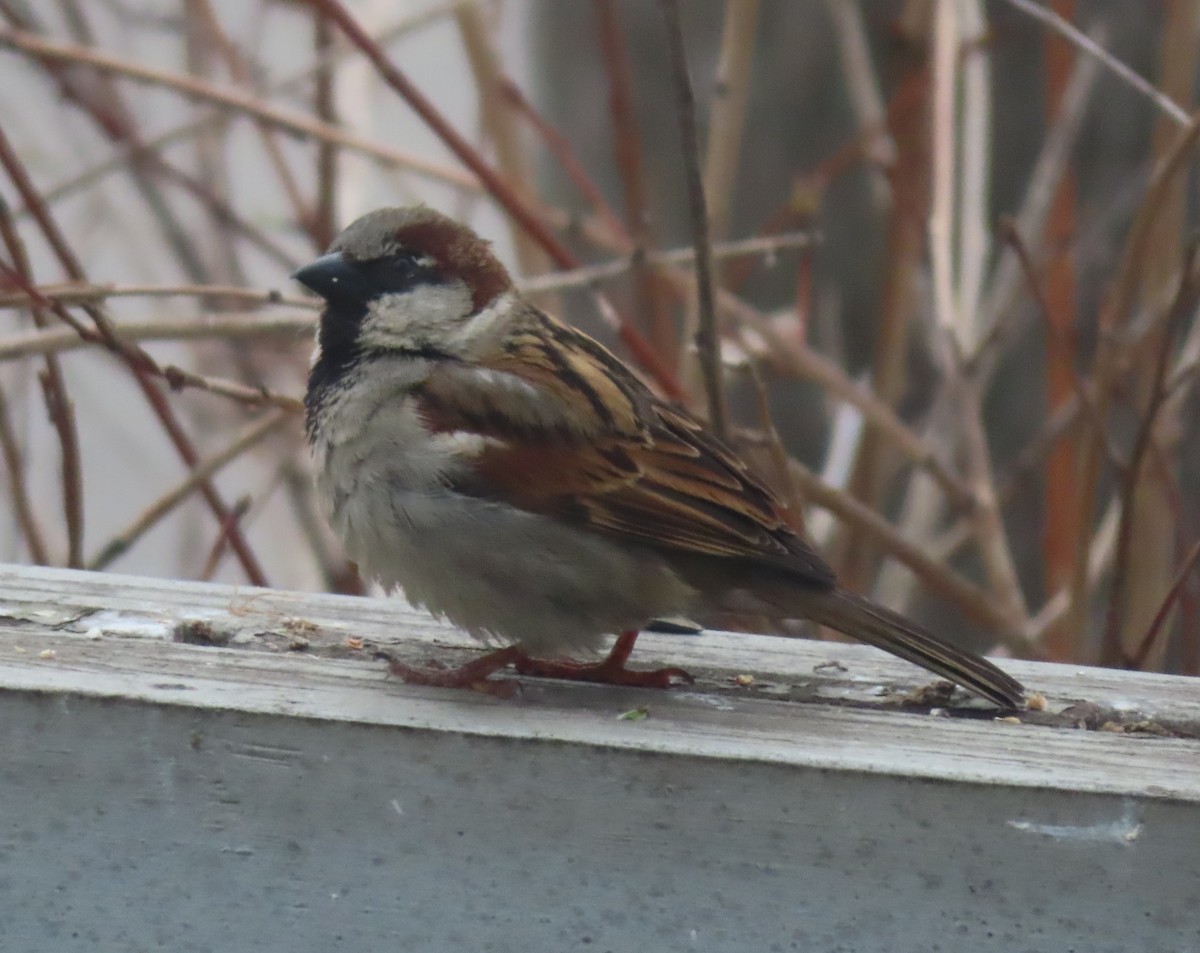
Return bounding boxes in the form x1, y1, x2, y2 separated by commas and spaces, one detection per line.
379, 645, 524, 698
513, 631, 694, 688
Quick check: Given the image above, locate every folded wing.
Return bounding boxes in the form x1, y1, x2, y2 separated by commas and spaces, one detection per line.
415, 310, 836, 587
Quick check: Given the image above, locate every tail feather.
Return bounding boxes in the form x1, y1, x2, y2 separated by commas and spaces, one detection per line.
798, 588, 1025, 708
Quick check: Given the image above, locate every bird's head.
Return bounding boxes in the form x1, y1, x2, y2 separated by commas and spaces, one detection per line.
293, 206, 514, 361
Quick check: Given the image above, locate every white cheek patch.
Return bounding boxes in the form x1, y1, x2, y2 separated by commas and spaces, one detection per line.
451, 290, 517, 348
358, 282, 473, 353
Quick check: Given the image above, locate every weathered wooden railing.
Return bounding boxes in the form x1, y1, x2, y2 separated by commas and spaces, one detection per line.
1, 564, 1197, 952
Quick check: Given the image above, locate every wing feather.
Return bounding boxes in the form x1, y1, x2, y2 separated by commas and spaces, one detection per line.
414, 309, 836, 587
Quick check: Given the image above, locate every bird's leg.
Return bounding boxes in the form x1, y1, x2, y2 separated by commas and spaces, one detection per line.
377, 645, 524, 698
513, 631, 694, 688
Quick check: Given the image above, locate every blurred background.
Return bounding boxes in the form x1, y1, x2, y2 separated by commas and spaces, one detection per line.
0, 0, 1196, 675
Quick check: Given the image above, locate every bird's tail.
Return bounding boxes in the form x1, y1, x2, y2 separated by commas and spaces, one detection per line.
793, 587, 1025, 708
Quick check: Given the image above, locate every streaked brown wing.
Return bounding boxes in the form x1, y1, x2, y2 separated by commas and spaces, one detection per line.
419, 308, 652, 443
415, 311, 836, 586
586, 405, 836, 583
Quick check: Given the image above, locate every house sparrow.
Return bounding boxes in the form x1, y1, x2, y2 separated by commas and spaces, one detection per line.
295, 206, 1024, 708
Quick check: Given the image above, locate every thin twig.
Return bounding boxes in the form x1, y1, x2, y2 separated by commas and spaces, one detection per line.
1132, 535, 1200, 670
28, 1, 478, 212
839, 35, 931, 590
1038, 0, 1083, 651
998, 217, 1121, 467
0, 126, 269, 584
702, 0, 760, 243
15, 1, 212, 284
0, 384, 49, 563
928, 0, 961, 344
1065, 105, 1200, 650
955, 0, 992, 349
0, 200, 83, 567
1111, 0, 1200, 672
724, 298, 978, 511
191, 0, 311, 240
0, 275, 304, 413
1102, 244, 1200, 666
973, 42, 1101, 372
1000, 0, 1190, 126
659, 0, 728, 437
14, 2, 300, 282
312, 7, 338, 249
0, 234, 818, 362
0, 27, 480, 194
310, 0, 686, 401
455, 3, 550, 277
0, 313, 315, 361
0, 283, 313, 310
521, 231, 818, 294
927, 31, 1030, 627
199, 495, 255, 582
35, 371, 83, 567
740, 366, 807, 519
1024, 495, 1121, 644
593, 0, 675, 360
183, 1, 250, 290
824, 0, 893, 213
89, 410, 291, 571
160, 366, 303, 411
498, 76, 628, 241
956, 378, 1029, 625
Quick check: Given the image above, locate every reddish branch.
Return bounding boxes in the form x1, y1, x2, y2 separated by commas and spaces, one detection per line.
0, 126, 269, 586
308, 0, 685, 402
593, 0, 676, 363
0, 199, 83, 567
658, 0, 728, 438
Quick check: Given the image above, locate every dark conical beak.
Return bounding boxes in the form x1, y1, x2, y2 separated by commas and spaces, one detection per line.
292, 252, 356, 300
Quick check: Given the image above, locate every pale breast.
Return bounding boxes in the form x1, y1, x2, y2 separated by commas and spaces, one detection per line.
309, 365, 697, 655
310, 361, 464, 560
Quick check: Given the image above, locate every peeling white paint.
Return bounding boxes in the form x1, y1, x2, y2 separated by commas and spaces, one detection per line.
80, 610, 173, 640
1008, 802, 1143, 845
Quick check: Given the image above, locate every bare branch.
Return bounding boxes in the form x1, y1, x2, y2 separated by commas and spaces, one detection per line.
659, 0, 728, 436
1000, 0, 1191, 126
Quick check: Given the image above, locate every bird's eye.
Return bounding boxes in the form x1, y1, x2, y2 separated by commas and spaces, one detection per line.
296, 250, 442, 307
361, 252, 434, 293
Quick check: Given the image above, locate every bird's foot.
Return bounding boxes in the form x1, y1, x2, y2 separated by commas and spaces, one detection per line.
513, 631, 694, 688
376, 645, 523, 699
